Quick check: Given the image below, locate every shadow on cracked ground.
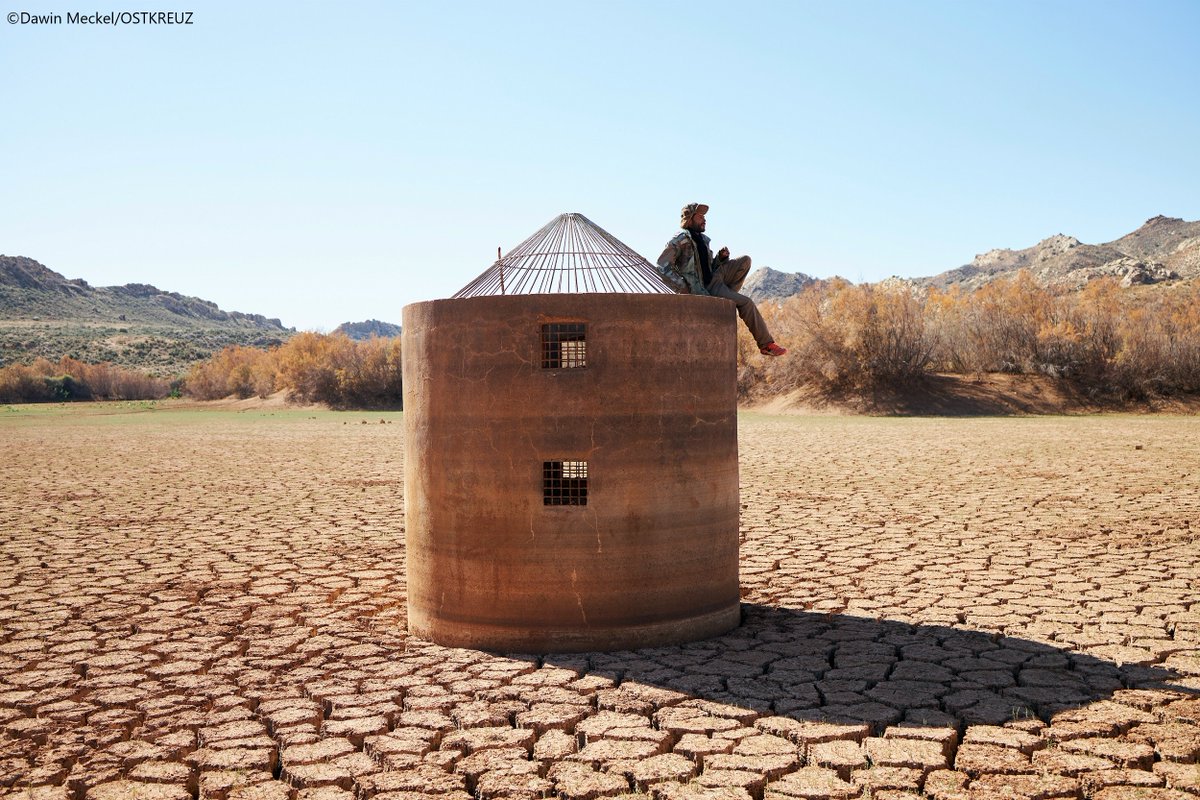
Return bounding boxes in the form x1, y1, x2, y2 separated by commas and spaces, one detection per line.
539, 604, 1199, 731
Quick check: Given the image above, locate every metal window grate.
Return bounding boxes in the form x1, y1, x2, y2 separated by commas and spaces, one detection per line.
544, 460, 588, 506
542, 323, 587, 369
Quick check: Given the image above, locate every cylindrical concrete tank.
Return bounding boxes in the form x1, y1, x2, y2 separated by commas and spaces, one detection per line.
402, 293, 739, 652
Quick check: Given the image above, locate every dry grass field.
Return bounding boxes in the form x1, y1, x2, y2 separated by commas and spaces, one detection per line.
1, 403, 1198, 800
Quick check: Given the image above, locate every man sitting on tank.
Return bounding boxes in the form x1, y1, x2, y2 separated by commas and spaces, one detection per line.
656, 202, 787, 357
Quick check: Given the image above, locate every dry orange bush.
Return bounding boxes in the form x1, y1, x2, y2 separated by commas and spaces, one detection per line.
185, 345, 278, 400
936, 276, 1200, 398
0, 357, 171, 403
185, 332, 404, 408
741, 280, 934, 398
743, 272, 1200, 402
1105, 282, 1200, 397
324, 335, 404, 409
0, 359, 56, 403
926, 271, 1056, 374
270, 331, 342, 403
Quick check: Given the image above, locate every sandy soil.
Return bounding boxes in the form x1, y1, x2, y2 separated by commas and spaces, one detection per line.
0, 406, 1197, 799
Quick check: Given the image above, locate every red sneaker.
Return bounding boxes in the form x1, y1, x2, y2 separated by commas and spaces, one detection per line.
760, 342, 787, 357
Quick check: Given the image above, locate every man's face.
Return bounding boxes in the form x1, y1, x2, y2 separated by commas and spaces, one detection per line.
691, 211, 707, 231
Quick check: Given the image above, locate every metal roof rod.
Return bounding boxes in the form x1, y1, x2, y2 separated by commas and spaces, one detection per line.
452, 212, 674, 298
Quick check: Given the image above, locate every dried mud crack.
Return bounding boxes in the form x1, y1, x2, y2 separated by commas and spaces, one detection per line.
1, 408, 1198, 799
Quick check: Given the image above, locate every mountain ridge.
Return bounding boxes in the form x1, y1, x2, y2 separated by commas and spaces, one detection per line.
923, 215, 1200, 291
0, 255, 289, 329
743, 215, 1200, 302
0, 255, 293, 374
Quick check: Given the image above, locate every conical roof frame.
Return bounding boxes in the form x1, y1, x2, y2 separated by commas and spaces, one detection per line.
453, 212, 675, 298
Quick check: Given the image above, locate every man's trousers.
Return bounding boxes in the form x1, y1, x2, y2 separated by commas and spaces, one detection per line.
706, 255, 775, 349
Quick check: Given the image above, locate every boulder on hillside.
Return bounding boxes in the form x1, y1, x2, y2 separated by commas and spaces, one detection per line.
112, 283, 162, 298
1116, 259, 1179, 288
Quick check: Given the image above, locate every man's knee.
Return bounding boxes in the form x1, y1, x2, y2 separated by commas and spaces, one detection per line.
725, 255, 752, 291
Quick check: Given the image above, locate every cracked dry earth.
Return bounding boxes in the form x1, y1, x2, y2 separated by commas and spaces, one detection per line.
1, 406, 1199, 800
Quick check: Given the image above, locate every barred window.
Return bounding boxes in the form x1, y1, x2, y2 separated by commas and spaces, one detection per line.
541, 323, 586, 369
543, 460, 588, 506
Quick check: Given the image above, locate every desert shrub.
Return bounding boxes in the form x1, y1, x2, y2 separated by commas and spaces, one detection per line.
1163, 283, 1200, 390
983, 277, 1195, 398
274, 332, 346, 405
843, 283, 933, 387
59, 357, 171, 400
745, 280, 933, 396
742, 271, 1200, 402
185, 345, 278, 399
0, 357, 169, 402
1043, 279, 1123, 388
44, 374, 92, 401
930, 274, 1133, 388
184, 355, 226, 400
329, 335, 404, 409
1106, 282, 1200, 398
927, 271, 1058, 374
0, 359, 56, 403
189, 332, 405, 408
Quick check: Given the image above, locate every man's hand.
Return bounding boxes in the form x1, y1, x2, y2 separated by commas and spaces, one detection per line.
717, 246, 730, 261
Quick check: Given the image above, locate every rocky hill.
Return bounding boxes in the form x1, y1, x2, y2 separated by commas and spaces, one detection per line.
742, 267, 819, 302
0, 255, 293, 374
333, 319, 401, 340
740, 216, 1200, 302
0, 255, 288, 328
923, 215, 1200, 291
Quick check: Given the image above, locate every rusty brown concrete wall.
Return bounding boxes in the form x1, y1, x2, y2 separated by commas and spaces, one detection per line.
401, 294, 740, 652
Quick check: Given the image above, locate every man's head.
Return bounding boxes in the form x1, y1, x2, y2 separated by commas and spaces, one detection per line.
681, 202, 709, 231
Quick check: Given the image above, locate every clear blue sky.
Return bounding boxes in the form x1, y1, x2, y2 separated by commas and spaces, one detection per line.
2, 0, 1198, 330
